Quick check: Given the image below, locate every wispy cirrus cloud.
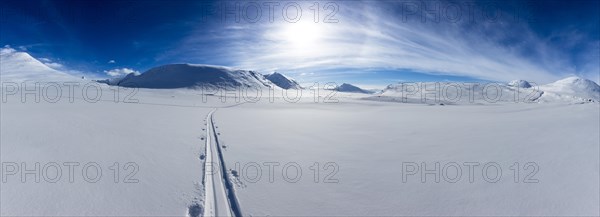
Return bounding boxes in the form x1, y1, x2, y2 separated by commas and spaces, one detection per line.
162, 1, 598, 84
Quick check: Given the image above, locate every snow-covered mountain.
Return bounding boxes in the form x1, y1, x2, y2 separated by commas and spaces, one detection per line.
3, 48, 597, 103
508, 80, 532, 88
117, 64, 274, 89
539, 76, 600, 101
0, 47, 78, 82
374, 77, 600, 104
335, 83, 373, 94
264, 72, 302, 89
374, 82, 541, 104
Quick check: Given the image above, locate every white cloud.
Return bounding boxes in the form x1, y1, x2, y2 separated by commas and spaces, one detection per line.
104, 68, 140, 77
37, 57, 64, 70
227, 14, 563, 83
299, 72, 315, 76
0, 47, 16, 56
43, 62, 64, 69
108, 60, 116, 64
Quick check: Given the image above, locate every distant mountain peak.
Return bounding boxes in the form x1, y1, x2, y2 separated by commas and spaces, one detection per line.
335, 83, 373, 94
508, 80, 532, 88
540, 76, 600, 101
265, 72, 302, 89
554, 76, 599, 87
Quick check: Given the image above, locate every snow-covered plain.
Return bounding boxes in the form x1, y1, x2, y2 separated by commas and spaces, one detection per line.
1, 48, 599, 216
0, 89, 225, 216
215, 98, 599, 216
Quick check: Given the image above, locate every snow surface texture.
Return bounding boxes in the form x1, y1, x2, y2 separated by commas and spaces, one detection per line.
216, 100, 599, 216
1, 93, 215, 216
264, 72, 302, 89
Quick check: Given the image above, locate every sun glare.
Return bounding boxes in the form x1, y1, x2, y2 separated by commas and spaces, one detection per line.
281, 22, 323, 48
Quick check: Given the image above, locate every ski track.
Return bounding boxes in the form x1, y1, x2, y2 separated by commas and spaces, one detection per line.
201, 108, 243, 217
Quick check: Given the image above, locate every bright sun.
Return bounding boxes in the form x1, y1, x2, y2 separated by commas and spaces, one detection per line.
281, 22, 323, 48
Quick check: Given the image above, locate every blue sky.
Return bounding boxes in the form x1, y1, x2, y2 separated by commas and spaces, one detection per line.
1, 0, 598, 87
